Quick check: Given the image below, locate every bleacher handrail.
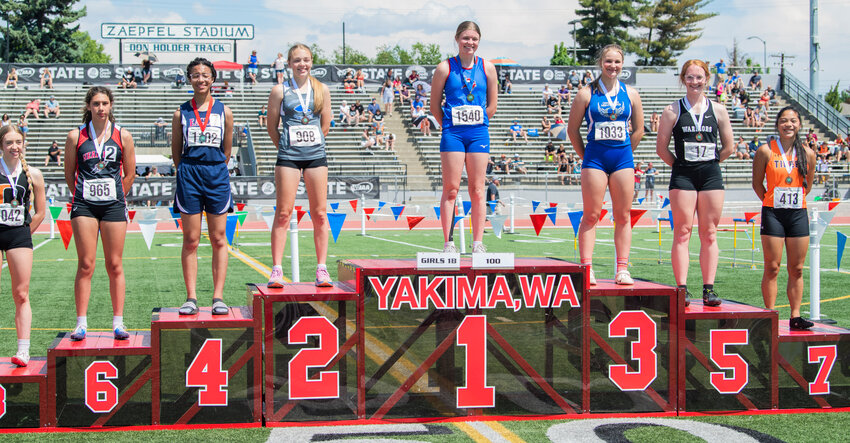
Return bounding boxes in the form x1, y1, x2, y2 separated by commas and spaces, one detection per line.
781, 71, 849, 137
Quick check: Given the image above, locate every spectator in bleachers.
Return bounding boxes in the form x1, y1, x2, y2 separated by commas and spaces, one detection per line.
558, 84, 571, 106
360, 126, 377, 153
714, 59, 726, 83
557, 151, 569, 185
738, 88, 750, 108
353, 99, 367, 124
17, 114, 28, 140
272, 52, 287, 85
735, 136, 750, 160
141, 59, 153, 85
501, 73, 512, 94
23, 99, 40, 120
544, 140, 556, 162
365, 98, 380, 122
744, 106, 755, 127
174, 71, 186, 89
44, 140, 62, 166
486, 155, 495, 174
553, 113, 565, 126
1, 114, 10, 127
4, 68, 18, 89
806, 128, 818, 145
546, 94, 560, 114
398, 84, 411, 108
729, 72, 743, 96
40, 68, 53, 89
406, 69, 419, 87
755, 103, 768, 129
512, 153, 527, 174
415, 84, 428, 105
411, 104, 431, 136
380, 80, 394, 116
748, 72, 763, 90
748, 136, 760, 158
44, 96, 61, 119
541, 84, 553, 104
580, 70, 594, 88
120, 68, 137, 89
247, 50, 259, 85
540, 116, 551, 137
343, 69, 356, 92
649, 111, 659, 133
568, 70, 581, 89
485, 177, 502, 213
837, 139, 849, 162
509, 120, 528, 143
556, 143, 566, 160
392, 75, 402, 92
154, 117, 168, 142
497, 153, 511, 174
644, 162, 657, 202
633, 162, 643, 202
257, 105, 267, 127
817, 141, 829, 160
714, 81, 724, 103
148, 166, 162, 177
338, 100, 352, 126
355, 69, 366, 92
385, 132, 396, 151
758, 89, 771, 112
372, 109, 384, 128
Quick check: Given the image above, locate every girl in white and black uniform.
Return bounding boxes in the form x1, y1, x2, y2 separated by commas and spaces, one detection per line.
0, 125, 46, 366
63, 86, 136, 341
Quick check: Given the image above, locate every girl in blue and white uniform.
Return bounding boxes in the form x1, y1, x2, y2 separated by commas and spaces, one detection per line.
430, 21, 498, 253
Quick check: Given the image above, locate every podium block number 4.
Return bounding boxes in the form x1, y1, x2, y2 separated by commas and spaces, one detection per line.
186, 339, 229, 406
608, 311, 658, 391
709, 329, 749, 394
288, 316, 340, 400
85, 361, 119, 413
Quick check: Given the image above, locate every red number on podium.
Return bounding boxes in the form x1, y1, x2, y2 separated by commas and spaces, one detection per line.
186, 338, 229, 406
808, 345, 837, 395
85, 361, 118, 413
608, 310, 658, 391
456, 315, 495, 408
288, 316, 340, 400
709, 329, 749, 394
0, 385, 6, 419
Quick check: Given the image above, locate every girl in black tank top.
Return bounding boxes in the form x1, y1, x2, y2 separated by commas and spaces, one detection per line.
671, 97, 720, 165
0, 125, 47, 366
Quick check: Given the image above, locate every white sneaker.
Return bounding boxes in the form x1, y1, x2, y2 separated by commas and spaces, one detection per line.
443, 243, 459, 253
472, 243, 487, 253
615, 269, 634, 285
268, 267, 285, 288
589, 269, 597, 286
11, 350, 29, 367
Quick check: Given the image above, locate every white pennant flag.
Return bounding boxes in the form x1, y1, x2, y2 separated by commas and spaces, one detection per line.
139, 220, 158, 250
261, 211, 275, 231
812, 210, 836, 242
489, 214, 508, 239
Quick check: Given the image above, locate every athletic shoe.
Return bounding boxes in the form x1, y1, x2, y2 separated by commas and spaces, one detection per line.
790, 316, 814, 330
703, 288, 722, 307
588, 268, 597, 286
268, 268, 285, 288
684, 291, 692, 308
472, 243, 487, 253
315, 268, 333, 287
113, 325, 130, 340
211, 299, 229, 315
615, 269, 634, 285
178, 299, 198, 316
11, 351, 29, 367
69, 325, 86, 341
442, 243, 459, 253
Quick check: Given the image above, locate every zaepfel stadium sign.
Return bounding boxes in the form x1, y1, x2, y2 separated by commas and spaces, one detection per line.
101, 23, 254, 40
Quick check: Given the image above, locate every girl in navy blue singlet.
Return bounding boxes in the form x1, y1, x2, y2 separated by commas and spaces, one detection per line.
172, 58, 234, 316
265, 44, 333, 288
0, 125, 46, 366
567, 44, 645, 286
63, 86, 136, 341
430, 21, 498, 253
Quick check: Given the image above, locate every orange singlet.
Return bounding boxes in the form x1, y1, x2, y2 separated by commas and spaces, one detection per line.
762, 138, 806, 209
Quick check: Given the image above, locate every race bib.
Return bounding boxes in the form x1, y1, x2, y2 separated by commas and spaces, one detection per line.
683, 142, 716, 162
593, 121, 627, 141
83, 178, 117, 202
451, 105, 484, 126
288, 125, 322, 147
774, 187, 803, 209
187, 125, 223, 148
0, 205, 24, 227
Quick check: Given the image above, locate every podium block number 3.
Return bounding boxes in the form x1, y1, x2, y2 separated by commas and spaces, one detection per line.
186, 339, 229, 406
608, 310, 658, 391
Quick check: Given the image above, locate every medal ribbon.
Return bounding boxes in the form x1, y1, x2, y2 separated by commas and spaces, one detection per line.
0, 158, 19, 204
289, 79, 312, 119
683, 96, 708, 138
88, 121, 112, 164
776, 138, 797, 179
597, 80, 620, 117
456, 56, 477, 97
191, 97, 214, 135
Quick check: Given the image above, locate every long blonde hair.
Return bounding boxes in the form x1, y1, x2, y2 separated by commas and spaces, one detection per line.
0, 125, 34, 209
287, 44, 325, 114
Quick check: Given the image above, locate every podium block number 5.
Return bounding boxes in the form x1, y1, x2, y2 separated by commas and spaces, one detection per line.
709, 329, 749, 394
186, 338, 229, 406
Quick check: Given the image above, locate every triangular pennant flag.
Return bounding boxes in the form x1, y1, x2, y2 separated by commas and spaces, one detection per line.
599, 209, 608, 222
364, 207, 376, 221
629, 209, 647, 228
236, 202, 246, 212
649, 208, 664, 221
65, 203, 72, 212
543, 207, 557, 225
391, 205, 405, 221
744, 211, 759, 223
638, 198, 645, 205
813, 211, 836, 242
378, 201, 387, 211
530, 213, 547, 236
489, 214, 507, 238
433, 206, 441, 220
487, 201, 497, 213
549, 202, 558, 208
661, 197, 670, 209
452, 215, 464, 229
814, 196, 822, 202
294, 205, 302, 211
406, 216, 425, 230
829, 201, 840, 211
462, 201, 471, 216
48, 206, 63, 221
138, 220, 157, 250
261, 211, 275, 231
565, 202, 577, 210
225, 214, 238, 245
567, 211, 582, 236
667, 210, 674, 230
296, 209, 308, 223
837, 231, 847, 270
330, 202, 340, 212
236, 211, 248, 226
127, 210, 137, 223
57, 219, 73, 249
328, 212, 346, 242
532, 200, 541, 212
168, 207, 180, 228
349, 199, 358, 212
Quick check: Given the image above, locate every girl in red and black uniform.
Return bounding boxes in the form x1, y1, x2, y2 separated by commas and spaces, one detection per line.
63, 86, 136, 341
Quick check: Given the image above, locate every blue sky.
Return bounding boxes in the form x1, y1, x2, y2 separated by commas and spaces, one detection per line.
79, 0, 847, 94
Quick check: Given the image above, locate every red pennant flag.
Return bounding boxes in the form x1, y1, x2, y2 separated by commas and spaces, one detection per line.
57, 220, 73, 249
236, 203, 246, 211
364, 207, 376, 221
549, 202, 558, 208
629, 209, 647, 228
530, 213, 547, 236
598, 209, 608, 222
349, 199, 358, 212
602, 201, 608, 206
65, 203, 72, 212
296, 209, 308, 223
829, 201, 840, 211
177, 219, 183, 232
127, 210, 136, 223
744, 211, 759, 223
294, 205, 302, 211
406, 216, 425, 230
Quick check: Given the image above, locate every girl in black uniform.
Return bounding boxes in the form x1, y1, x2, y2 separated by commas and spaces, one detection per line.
0, 125, 46, 366
656, 60, 734, 306
63, 86, 136, 341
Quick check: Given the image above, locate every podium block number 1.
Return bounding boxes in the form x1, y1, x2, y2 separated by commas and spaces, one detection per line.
186, 339, 229, 406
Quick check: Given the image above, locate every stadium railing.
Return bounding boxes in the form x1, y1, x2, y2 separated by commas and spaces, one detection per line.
781, 71, 850, 137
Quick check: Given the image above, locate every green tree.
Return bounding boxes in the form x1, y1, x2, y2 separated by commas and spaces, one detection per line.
332, 46, 370, 64
636, 0, 715, 66
71, 31, 110, 63
1, 0, 86, 63
410, 42, 442, 64
550, 42, 577, 66
374, 44, 413, 64
574, 0, 643, 65
825, 81, 843, 112
726, 38, 747, 70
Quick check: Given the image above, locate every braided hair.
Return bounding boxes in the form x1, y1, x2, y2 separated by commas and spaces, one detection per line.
774, 106, 808, 189
0, 124, 33, 209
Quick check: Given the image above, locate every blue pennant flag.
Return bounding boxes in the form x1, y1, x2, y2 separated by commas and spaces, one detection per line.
433, 206, 441, 220
638, 198, 645, 205
452, 215, 464, 229
487, 201, 497, 213
225, 214, 238, 245
838, 231, 847, 270
329, 202, 339, 212
544, 207, 557, 225
662, 197, 670, 209
378, 201, 387, 211
567, 211, 582, 236
168, 207, 181, 229
328, 213, 346, 243
390, 205, 405, 221
462, 200, 471, 216
532, 200, 540, 212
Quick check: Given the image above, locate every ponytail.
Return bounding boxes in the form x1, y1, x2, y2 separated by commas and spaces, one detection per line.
309, 76, 325, 115
81, 86, 116, 125
20, 157, 33, 211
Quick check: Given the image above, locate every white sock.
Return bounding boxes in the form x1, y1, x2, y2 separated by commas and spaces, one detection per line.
17, 339, 29, 354
472, 241, 482, 248
272, 265, 282, 271
444, 241, 455, 247
317, 263, 327, 270
76, 316, 87, 329
113, 315, 123, 329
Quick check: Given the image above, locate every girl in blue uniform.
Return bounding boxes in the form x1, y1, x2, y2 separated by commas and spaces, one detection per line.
63, 86, 136, 340
266, 44, 333, 288
0, 125, 46, 365
171, 58, 234, 315
430, 21, 498, 253
567, 44, 645, 285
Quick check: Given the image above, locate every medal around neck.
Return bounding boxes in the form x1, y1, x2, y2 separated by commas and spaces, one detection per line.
10, 199, 18, 208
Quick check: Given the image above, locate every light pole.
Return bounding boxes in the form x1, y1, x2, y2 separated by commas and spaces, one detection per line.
747, 36, 766, 73
568, 19, 580, 63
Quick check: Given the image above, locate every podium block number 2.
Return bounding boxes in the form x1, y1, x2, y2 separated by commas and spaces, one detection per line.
186, 339, 229, 406
288, 316, 340, 400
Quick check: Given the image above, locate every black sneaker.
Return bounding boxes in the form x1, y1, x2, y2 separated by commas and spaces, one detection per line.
703, 288, 721, 307
790, 316, 814, 330
684, 291, 691, 307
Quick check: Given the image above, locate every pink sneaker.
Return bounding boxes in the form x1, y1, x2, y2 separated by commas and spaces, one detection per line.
268, 267, 285, 288
315, 267, 333, 287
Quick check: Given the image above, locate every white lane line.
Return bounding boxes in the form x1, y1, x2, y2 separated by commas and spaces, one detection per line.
364, 234, 441, 251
